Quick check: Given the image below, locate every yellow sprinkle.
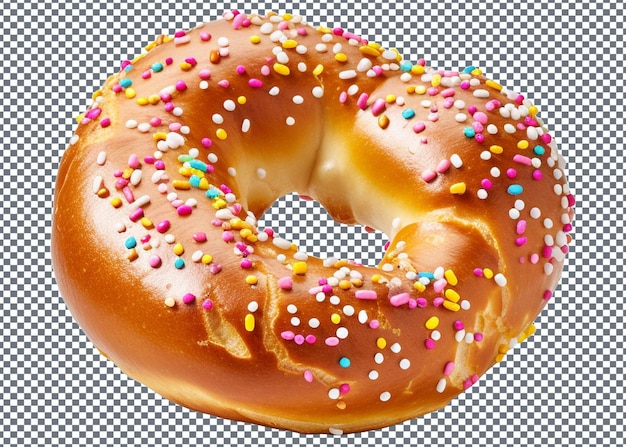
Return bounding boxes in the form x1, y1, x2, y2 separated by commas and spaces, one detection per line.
471, 68, 483, 76
498, 343, 510, 354
490, 144, 504, 154
127, 248, 138, 262
485, 79, 503, 91
312, 64, 324, 77
331, 313, 341, 324
444, 269, 458, 286
179, 62, 193, 71
317, 25, 332, 34
411, 65, 425, 75
529, 105, 539, 116
333, 259, 349, 269
413, 281, 426, 292
517, 139, 529, 150
450, 182, 467, 195
92, 89, 103, 101
282, 13, 293, 20
406, 85, 416, 94
339, 280, 352, 290
350, 278, 363, 287
444, 289, 460, 303
212, 198, 226, 209
75, 113, 85, 123
201, 254, 213, 264
359, 45, 381, 57
282, 39, 298, 49
240, 229, 253, 239
246, 234, 258, 243
273, 63, 291, 76
415, 85, 427, 95
483, 268, 494, 279
336, 401, 347, 410
96, 187, 109, 198
425, 316, 440, 330
495, 353, 506, 363
173, 243, 184, 256
110, 197, 122, 208
368, 42, 383, 50
164, 297, 176, 308
245, 313, 255, 331
245, 275, 258, 285
431, 73, 442, 87
198, 178, 210, 190
378, 114, 390, 129
518, 323, 537, 343
179, 166, 193, 177
122, 168, 133, 179
371, 274, 383, 284
172, 180, 191, 190
334, 52, 348, 63
153, 132, 168, 141
216, 128, 227, 140
443, 301, 461, 312
376, 337, 387, 349
136, 97, 149, 106
292, 261, 307, 275
140, 217, 153, 229
125, 87, 136, 99
237, 96, 247, 105
250, 35, 261, 44
385, 94, 396, 103
148, 94, 161, 105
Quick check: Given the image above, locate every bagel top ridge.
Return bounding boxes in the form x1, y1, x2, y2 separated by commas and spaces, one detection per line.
52, 11, 574, 434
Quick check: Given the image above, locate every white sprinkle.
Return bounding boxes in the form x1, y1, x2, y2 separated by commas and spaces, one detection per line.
530, 207, 541, 219
273, 237, 292, 250
509, 208, 521, 219
357, 58, 372, 72
96, 151, 107, 165
527, 126, 539, 140
256, 168, 266, 179
473, 89, 490, 98
315, 43, 328, 52
382, 263, 394, 272
277, 254, 287, 262
286, 116, 296, 126
332, 42, 343, 54
544, 263, 554, 275
164, 234, 175, 244
309, 318, 320, 329
487, 124, 498, 134
374, 353, 385, 364
554, 183, 563, 195
368, 370, 379, 380
227, 167, 236, 177
212, 113, 224, 125
312, 86, 324, 98
328, 388, 340, 400
125, 119, 138, 129
248, 301, 259, 313
455, 113, 467, 123
477, 189, 488, 200
495, 273, 507, 287
450, 153, 463, 168
115, 222, 126, 233
292, 95, 304, 104
180, 126, 190, 135
339, 69, 357, 80
188, 147, 199, 158
291, 317, 300, 327
379, 391, 392, 402
390, 342, 402, 353
130, 169, 142, 186
276, 51, 289, 64
315, 292, 325, 303
515, 199, 526, 210
92, 176, 103, 193
455, 329, 466, 342
436, 378, 447, 393
343, 305, 355, 317
399, 359, 411, 370
287, 304, 298, 314
329, 428, 343, 436
336, 327, 349, 339
199, 80, 209, 90
242, 119, 251, 133
296, 45, 307, 55
270, 30, 284, 43
461, 300, 471, 310
504, 123, 517, 133
268, 86, 280, 97
217, 36, 229, 47
465, 333, 475, 343
166, 132, 185, 149
173, 107, 183, 116
223, 100, 236, 111
329, 295, 340, 305
259, 22, 273, 34
70, 134, 79, 145
192, 250, 203, 262
431, 330, 441, 341
490, 167, 501, 177
545, 234, 555, 246
138, 122, 151, 133
480, 151, 492, 161
400, 72, 412, 82
454, 99, 466, 109
358, 310, 368, 324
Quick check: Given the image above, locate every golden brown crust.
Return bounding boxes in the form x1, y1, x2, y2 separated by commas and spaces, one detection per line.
52, 12, 574, 434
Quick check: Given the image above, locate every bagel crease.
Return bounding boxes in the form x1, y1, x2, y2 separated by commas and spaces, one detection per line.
52, 11, 575, 434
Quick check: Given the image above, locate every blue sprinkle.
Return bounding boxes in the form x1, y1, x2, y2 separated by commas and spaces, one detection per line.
190, 160, 208, 172
152, 62, 164, 72
174, 258, 185, 269
402, 108, 416, 119
124, 64, 133, 73
533, 145, 546, 156
463, 127, 476, 138
189, 175, 201, 188
206, 187, 221, 199
463, 66, 476, 73
418, 272, 435, 280
124, 237, 137, 249
508, 184, 524, 195
339, 357, 351, 368
119, 78, 133, 88
400, 61, 413, 72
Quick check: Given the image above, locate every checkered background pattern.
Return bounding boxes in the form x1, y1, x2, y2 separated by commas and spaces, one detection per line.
1, 0, 622, 445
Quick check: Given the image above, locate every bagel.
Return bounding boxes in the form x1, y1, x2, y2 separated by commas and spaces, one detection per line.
52, 11, 575, 434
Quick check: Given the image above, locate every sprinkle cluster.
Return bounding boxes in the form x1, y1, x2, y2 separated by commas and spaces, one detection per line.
70, 11, 574, 432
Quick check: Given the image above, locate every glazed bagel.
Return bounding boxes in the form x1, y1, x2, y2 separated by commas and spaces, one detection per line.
52, 11, 574, 434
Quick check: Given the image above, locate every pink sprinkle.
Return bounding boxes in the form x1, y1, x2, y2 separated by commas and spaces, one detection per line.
294, 335, 305, 345
193, 232, 207, 242
185, 57, 197, 66
182, 293, 196, 304
357, 93, 369, 110
339, 91, 348, 103
427, 87, 439, 96
325, 337, 340, 347
281, 331, 295, 341
297, 27, 308, 36
140, 234, 151, 244
236, 65, 246, 75
433, 278, 447, 293
222, 231, 234, 242
416, 298, 428, 308
543, 290, 553, 300
170, 199, 184, 209
128, 154, 140, 169
198, 69, 211, 80
369, 320, 380, 329
100, 117, 111, 128
169, 122, 182, 132
453, 320, 465, 331
112, 84, 122, 93
517, 220, 527, 235
85, 108, 102, 119
515, 237, 528, 246
201, 137, 212, 148
240, 259, 253, 269
425, 339, 436, 349
567, 194, 576, 207
261, 65, 271, 76
175, 80, 187, 92
474, 332, 484, 342
408, 298, 418, 309
332, 27, 344, 36
371, 98, 386, 116
541, 133, 552, 144
149, 255, 162, 268
440, 88, 455, 98
530, 253, 540, 264
164, 102, 175, 113
160, 92, 172, 102
475, 133, 485, 143
472, 121, 484, 133
486, 99, 501, 111
542, 246, 553, 258
202, 299, 214, 310
467, 105, 478, 116
443, 97, 455, 109
436, 159, 451, 173
177, 205, 193, 216
481, 178, 493, 189
232, 12, 246, 29
248, 78, 263, 88
339, 383, 351, 395
443, 362, 455, 376
433, 297, 444, 307
413, 121, 426, 133
460, 80, 471, 90
154, 160, 165, 170
322, 285, 333, 294
174, 30, 186, 38
304, 370, 314, 383
305, 335, 317, 344
473, 111, 488, 124
372, 66, 383, 76
278, 277, 293, 290
156, 220, 170, 233
122, 186, 135, 203
165, 57, 173, 65
200, 31, 211, 41
356, 290, 378, 300
217, 80, 230, 88
515, 94, 525, 104
144, 156, 155, 164
129, 208, 144, 222
513, 154, 532, 166
506, 168, 518, 179
533, 170, 543, 180
210, 264, 222, 275
389, 292, 410, 307
474, 268, 484, 277
149, 117, 162, 127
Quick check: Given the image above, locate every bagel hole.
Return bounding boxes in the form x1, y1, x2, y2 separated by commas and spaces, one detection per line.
257, 193, 388, 267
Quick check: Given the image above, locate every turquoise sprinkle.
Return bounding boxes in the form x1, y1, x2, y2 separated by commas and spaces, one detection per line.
119, 78, 133, 88
124, 237, 137, 249
463, 66, 476, 73
418, 272, 436, 280
533, 145, 546, 156
189, 175, 201, 188
402, 108, 416, 119
400, 61, 413, 72
339, 357, 351, 368
508, 184, 524, 195
152, 62, 164, 72
124, 64, 133, 73
174, 258, 185, 269
206, 187, 221, 199
190, 160, 208, 172
464, 127, 476, 138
